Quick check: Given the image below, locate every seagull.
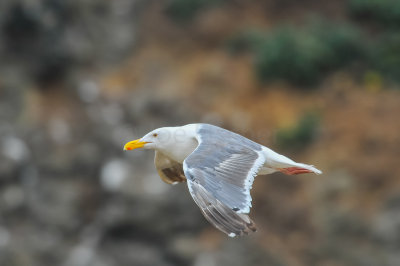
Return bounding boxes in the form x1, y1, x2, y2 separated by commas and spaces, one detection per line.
124, 123, 321, 237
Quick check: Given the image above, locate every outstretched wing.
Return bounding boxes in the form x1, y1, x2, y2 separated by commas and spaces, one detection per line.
187, 180, 256, 237
154, 151, 186, 184
183, 124, 265, 236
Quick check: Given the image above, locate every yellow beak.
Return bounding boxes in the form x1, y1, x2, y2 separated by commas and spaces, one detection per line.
123, 139, 148, 151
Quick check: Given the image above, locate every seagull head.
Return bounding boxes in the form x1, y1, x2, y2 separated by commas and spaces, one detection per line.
123, 128, 168, 151
123, 124, 198, 163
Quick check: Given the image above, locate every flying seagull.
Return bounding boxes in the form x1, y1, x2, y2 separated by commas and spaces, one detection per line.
124, 123, 321, 237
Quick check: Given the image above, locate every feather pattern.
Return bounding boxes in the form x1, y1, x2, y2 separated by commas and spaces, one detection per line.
187, 180, 256, 237
183, 124, 265, 214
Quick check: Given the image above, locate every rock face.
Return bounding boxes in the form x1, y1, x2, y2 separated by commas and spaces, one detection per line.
1, 0, 400, 266
0, 0, 140, 86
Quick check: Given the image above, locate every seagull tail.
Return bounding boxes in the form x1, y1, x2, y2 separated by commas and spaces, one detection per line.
262, 147, 322, 175
279, 164, 322, 175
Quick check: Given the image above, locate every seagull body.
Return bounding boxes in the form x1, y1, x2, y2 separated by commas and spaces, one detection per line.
124, 123, 321, 237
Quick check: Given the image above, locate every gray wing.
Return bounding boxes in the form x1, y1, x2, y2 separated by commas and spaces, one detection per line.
188, 180, 256, 237
154, 151, 186, 184
183, 124, 265, 236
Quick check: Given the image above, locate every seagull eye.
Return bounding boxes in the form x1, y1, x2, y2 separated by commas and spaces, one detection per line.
153, 133, 158, 137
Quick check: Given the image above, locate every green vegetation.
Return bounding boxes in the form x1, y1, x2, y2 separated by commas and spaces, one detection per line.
255, 28, 326, 86
370, 32, 400, 82
349, 0, 400, 27
253, 22, 363, 86
227, 19, 400, 88
275, 113, 320, 151
310, 22, 365, 69
163, 0, 400, 87
165, 0, 400, 87
165, 0, 223, 21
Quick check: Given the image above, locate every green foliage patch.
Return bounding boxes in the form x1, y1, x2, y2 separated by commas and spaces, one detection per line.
370, 32, 400, 82
227, 19, 400, 88
349, 0, 400, 27
253, 22, 364, 86
165, 0, 223, 21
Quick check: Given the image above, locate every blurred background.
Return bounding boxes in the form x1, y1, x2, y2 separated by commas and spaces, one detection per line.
0, 0, 399, 265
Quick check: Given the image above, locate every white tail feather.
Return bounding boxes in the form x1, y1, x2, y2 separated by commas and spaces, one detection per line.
261, 147, 322, 175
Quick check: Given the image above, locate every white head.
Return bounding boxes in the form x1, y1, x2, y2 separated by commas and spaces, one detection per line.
123, 125, 198, 162
123, 127, 174, 150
